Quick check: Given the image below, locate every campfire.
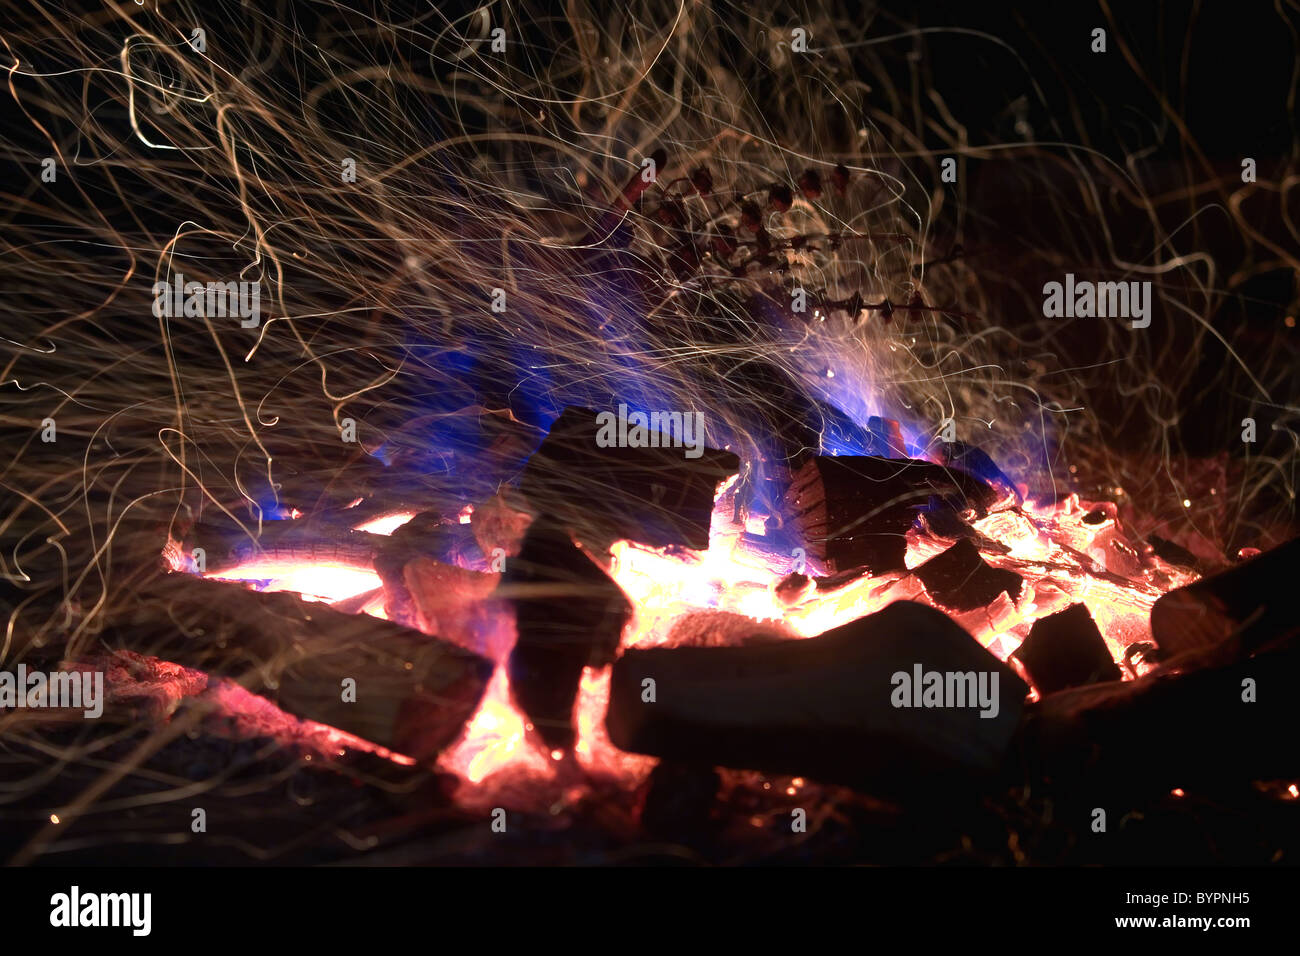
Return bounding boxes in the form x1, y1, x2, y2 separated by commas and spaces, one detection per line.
43, 403, 1295, 847
2, 0, 1297, 870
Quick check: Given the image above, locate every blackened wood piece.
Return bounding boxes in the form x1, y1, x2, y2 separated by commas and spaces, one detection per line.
520, 406, 739, 550
374, 512, 482, 627
917, 502, 1010, 554
1150, 536, 1300, 657
470, 491, 533, 560
938, 441, 1021, 505
501, 516, 631, 750
607, 600, 1027, 796
1144, 533, 1203, 572
184, 518, 384, 575
103, 573, 493, 762
1023, 635, 1300, 797
1012, 602, 1120, 694
914, 538, 1023, 612
784, 455, 996, 573
403, 558, 500, 651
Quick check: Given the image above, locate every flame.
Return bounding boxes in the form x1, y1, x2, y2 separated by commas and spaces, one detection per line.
208, 561, 381, 603
353, 511, 417, 535
438, 668, 554, 785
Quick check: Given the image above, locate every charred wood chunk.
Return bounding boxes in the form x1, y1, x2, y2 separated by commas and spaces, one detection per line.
917, 498, 1010, 554
104, 573, 492, 762
374, 511, 484, 626
470, 491, 534, 562
1150, 536, 1300, 658
607, 600, 1028, 796
404, 558, 501, 650
519, 406, 739, 551
914, 538, 1022, 612
1012, 602, 1119, 694
937, 440, 1021, 507
784, 455, 996, 573
501, 516, 631, 751
1025, 632, 1300, 797
1144, 533, 1203, 572
184, 517, 382, 576
723, 359, 827, 469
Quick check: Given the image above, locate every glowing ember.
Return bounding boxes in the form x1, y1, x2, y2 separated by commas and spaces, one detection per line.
438, 668, 554, 785
208, 561, 382, 603
353, 511, 418, 535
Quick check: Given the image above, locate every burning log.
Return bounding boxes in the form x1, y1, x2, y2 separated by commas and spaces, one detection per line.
403, 557, 500, 650
182, 517, 383, 575
470, 490, 534, 560
937, 440, 1021, 507
519, 406, 740, 551
500, 516, 631, 751
1149, 536, 1300, 658
783, 455, 996, 573
1022, 632, 1300, 797
102, 572, 493, 762
1144, 532, 1205, 572
1011, 602, 1120, 694
607, 600, 1028, 796
916, 502, 1010, 554
913, 538, 1023, 612
373, 511, 482, 627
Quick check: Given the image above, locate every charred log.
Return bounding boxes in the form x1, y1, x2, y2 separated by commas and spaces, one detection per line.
519, 406, 739, 551
373, 511, 482, 627
182, 517, 383, 576
866, 416, 907, 458
937, 440, 1021, 507
607, 600, 1028, 796
913, 538, 1023, 612
783, 455, 996, 573
101, 572, 492, 762
403, 558, 501, 651
501, 516, 631, 751
1021, 634, 1300, 798
1150, 536, 1300, 658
